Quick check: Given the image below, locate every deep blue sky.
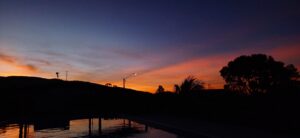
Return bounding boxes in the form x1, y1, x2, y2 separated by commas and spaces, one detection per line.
0, 0, 299, 91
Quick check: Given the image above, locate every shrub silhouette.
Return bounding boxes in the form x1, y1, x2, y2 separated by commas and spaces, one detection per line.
220, 54, 300, 95
175, 76, 204, 94
156, 85, 165, 94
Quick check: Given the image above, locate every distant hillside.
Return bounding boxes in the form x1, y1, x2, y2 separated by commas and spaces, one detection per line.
0, 76, 153, 118
0, 76, 149, 94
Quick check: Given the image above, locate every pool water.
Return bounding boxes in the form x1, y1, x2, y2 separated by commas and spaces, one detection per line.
0, 117, 182, 138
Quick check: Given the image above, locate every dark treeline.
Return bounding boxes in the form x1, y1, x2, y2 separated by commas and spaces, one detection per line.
0, 54, 300, 134
0, 76, 300, 133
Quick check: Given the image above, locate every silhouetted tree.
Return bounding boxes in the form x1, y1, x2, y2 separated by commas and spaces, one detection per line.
220, 54, 300, 95
156, 85, 165, 94
56, 72, 59, 79
105, 83, 112, 87
174, 84, 180, 94
177, 76, 204, 94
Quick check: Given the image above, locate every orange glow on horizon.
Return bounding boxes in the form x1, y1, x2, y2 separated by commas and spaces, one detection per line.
1, 43, 299, 93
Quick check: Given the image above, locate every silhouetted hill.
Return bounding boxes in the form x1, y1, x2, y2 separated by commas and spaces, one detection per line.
0, 76, 149, 94
0, 76, 152, 118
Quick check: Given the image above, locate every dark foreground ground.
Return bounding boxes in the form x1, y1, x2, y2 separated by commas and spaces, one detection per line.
0, 76, 300, 137
127, 114, 300, 138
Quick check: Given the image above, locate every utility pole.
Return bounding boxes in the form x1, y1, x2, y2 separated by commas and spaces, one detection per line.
122, 73, 137, 89
123, 78, 126, 88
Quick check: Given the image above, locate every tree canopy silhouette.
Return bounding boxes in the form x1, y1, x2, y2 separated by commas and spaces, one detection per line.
175, 76, 204, 94
220, 54, 300, 95
156, 85, 165, 94
174, 84, 180, 94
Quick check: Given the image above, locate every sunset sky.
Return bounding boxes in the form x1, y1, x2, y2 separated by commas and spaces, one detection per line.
0, 0, 299, 92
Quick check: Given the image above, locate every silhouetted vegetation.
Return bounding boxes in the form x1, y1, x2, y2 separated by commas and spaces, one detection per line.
175, 76, 205, 95
156, 85, 165, 94
220, 54, 300, 95
0, 54, 300, 135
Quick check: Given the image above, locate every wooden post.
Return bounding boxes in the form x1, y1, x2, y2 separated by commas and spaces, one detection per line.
145, 125, 148, 132
98, 118, 102, 135
128, 120, 131, 128
24, 124, 28, 138
19, 123, 23, 138
89, 118, 92, 137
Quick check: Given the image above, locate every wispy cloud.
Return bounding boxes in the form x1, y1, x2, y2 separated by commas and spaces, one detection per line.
0, 52, 39, 73
268, 43, 300, 69
268, 44, 300, 62
0, 53, 17, 63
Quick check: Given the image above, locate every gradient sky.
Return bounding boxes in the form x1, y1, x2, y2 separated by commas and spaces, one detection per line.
0, 0, 300, 92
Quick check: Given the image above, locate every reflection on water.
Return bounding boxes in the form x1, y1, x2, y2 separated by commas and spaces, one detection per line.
0, 117, 180, 138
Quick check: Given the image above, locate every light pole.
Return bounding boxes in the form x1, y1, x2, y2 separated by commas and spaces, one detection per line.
123, 73, 137, 88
